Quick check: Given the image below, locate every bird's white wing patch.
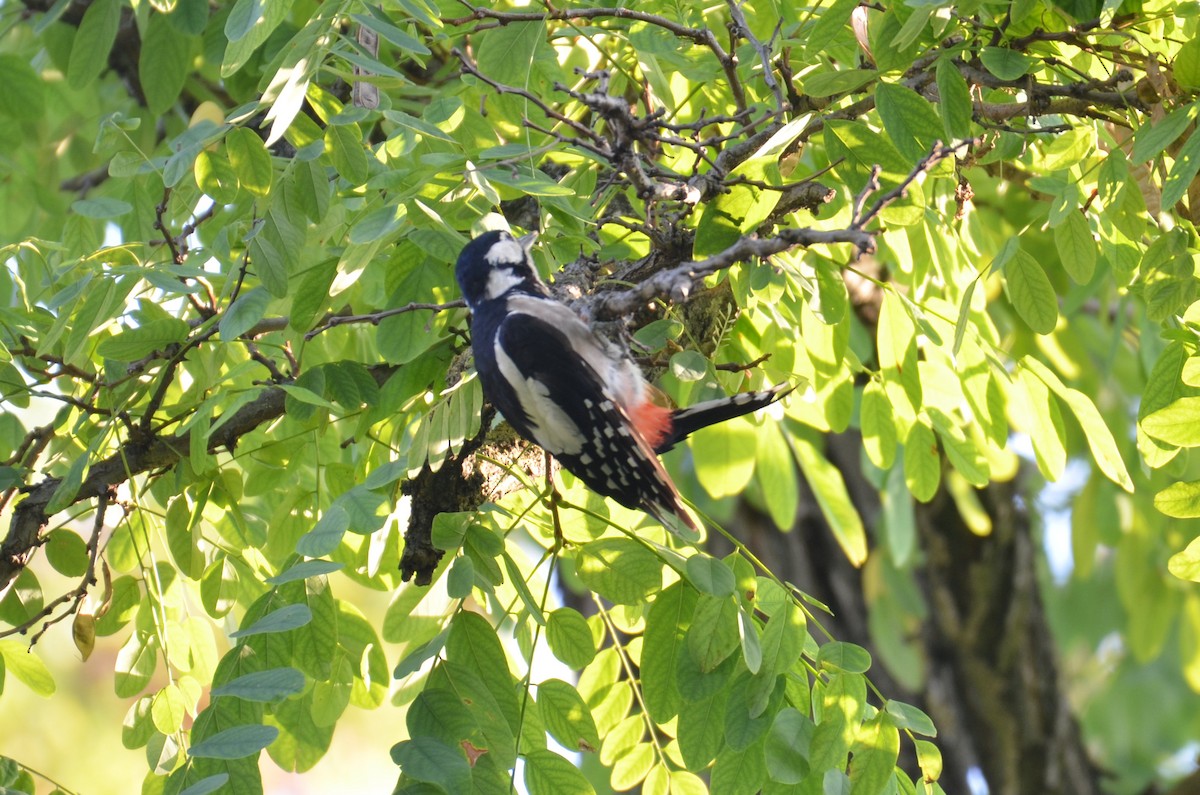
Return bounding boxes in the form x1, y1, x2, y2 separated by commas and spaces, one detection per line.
493, 336, 585, 455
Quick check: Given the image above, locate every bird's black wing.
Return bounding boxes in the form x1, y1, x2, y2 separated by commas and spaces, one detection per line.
487, 307, 694, 530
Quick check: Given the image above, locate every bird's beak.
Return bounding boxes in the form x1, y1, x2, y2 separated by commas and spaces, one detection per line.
518, 232, 539, 252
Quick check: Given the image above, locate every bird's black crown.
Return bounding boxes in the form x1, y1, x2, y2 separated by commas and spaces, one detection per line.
455, 230, 542, 309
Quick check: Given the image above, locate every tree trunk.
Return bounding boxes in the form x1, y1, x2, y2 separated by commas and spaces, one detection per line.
726, 430, 1102, 795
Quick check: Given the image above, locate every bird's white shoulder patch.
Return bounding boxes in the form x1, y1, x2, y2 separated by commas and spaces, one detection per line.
505, 294, 648, 409
484, 267, 525, 300
493, 336, 585, 456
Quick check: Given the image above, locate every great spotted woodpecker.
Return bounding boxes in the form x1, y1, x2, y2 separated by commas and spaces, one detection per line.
455, 230, 790, 534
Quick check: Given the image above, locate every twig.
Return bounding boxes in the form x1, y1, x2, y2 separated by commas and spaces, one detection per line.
715, 353, 772, 372
1, 488, 110, 644
60, 164, 111, 196
725, 0, 785, 113
590, 225, 876, 319
155, 187, 183, 265
455, 49, 602, 146
304, 300, 466, 340
853, 139, 978, 230
445, 5, 746, 111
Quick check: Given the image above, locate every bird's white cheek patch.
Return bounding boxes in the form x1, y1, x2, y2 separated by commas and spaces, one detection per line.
484, 267, 525, 300
494, 341, 585, 455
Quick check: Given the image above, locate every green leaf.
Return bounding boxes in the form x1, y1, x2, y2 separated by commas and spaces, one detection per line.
685, 554, 736, 597
523, 749, 595, 795
915, 739, 943, 784
694, 156, 782, 256
1131, 101, 1198, 163
445, 611, 522, 734
546, 608, 595, 668
687, 594, 740, 672
860, 380, 897, 470
817, 641, 872, 674
755, 421, 799, 530
849, 712, 900, 795
642, 583, 696, 722
502, 550, 544, 625
97, 318, 190, 361
903, 420, 940, 502
219, 288, 271, 341
226, 127, 273, 197
1004, 248, 1058, 334
0, 640, 56, 696
1176, 36, 1200, 90
474, 22, 548, 87
189, 724, 279, 759
195, 150, 240, 204
875, 82, 944, 164
222, 0, 291, 76
758, 600, 806, 681
289, 259, 337, 331
229, 604, 313, 638
885, 699, 937, 736
936, 57, 972, 140
538, 678, 601, 753
45, 450, 89, 516
1054, 210, 1097, 284
177, 774, 230, 795
350, 11, 431, 55
927, 408, 989, 487
114, 632, 157, 697
1144, 395, 1200, 448
1162, 129, 1200, 210
44, 529, 89, 577
979, 46, 1035, 80
68, 0, 121, 90
325, 123, 370, 186
791, 430, 867, 564
678, 688, 729, 769
139, 14, 191, 114
0, 54, 46, 120
349, 202, 408, 245
1155, 480, 1200, 518
1021, 357, 1133, 491
1040, 128, 1093, 172
574, 539, 661, 606
803, 68, 877, 98
1169, 535, 1200, 582
804, 0, 858, 59
71, 197, 132, 219
764, 708, 814, 784
738, 605, 762, 675
1016, 367, 1067, 481
710, 740, 767, 795
151, 683, 188, 734
211, 668, 306, 702
266, 561, 344, 586
0, 569, 42, 627
296, 506, 350, 557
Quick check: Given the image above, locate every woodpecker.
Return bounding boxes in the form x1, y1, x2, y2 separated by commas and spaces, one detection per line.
455, 230, 790, 535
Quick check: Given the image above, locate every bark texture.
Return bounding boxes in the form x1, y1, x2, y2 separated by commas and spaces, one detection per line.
726, 430, 1102, 795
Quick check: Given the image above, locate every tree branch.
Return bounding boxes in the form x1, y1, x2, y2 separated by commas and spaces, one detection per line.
1, 366, 389, 594
589, 226, 875, 320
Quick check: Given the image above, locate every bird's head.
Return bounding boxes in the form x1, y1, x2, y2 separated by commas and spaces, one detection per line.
455, 230, 544, 310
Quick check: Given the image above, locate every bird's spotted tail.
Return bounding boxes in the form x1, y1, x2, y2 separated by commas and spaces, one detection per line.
655, 384, 794, 454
